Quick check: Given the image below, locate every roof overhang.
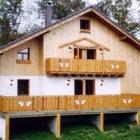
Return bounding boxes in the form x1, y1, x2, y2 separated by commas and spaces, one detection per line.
0, 6, 140, 54
59, 37, 110, 51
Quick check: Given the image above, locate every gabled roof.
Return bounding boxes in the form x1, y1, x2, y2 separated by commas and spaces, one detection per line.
59, 37, 110, 51
0, 5, 140, 53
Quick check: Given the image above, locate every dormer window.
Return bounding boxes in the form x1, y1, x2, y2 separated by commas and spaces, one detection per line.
16, 48, 31, 64
80, 19, 90, 32
18, 48, 30, 60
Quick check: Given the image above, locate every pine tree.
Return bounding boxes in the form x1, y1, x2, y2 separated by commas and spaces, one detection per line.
38, 0, 85, 20
96, 0, 140, 36
0, 0, 23, 46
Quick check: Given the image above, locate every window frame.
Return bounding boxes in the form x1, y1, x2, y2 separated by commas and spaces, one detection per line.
16, 48, 31, 64
80, 19, 91, 33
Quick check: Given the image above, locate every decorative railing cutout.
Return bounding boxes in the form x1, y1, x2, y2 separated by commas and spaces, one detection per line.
18, 101, 32, 107
111, 64, 120, 69
122, 99, 132, 104
75, 100, 86, 105
59, 62, 70, 68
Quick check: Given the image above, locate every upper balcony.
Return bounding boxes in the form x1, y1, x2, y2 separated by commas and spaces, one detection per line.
46, 58, 126, 77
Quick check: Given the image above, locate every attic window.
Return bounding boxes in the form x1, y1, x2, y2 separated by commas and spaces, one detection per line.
18, 48, 30, 60
80, 19, 90, 32
17, 48, 31, 64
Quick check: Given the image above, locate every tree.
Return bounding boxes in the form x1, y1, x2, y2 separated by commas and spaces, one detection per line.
96, 0, 140, 36
0, 0, 23, 46
38, 0, 85, 20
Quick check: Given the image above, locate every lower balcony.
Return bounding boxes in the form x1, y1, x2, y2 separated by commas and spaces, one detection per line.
0, 94, 140, 113
46, 58, 126, 76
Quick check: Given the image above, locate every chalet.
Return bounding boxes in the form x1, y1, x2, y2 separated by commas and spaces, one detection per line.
1, 3, 140, 140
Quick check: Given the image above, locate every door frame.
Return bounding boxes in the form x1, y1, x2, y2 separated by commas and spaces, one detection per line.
74, 79, 95, 95
17, 79, 30, 96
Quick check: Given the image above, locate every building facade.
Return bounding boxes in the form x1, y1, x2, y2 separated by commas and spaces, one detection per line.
0, 6, 140, 140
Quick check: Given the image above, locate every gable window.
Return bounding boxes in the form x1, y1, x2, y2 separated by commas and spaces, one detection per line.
18, 48, 30, 61
17, 48, 31, 64
80, 19, 90, 32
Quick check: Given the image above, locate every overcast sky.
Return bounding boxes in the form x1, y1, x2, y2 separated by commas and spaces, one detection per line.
19, 0, 98, 31
19, 0, 140, 39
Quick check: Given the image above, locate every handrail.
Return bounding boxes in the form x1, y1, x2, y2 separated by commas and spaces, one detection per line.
0, 94, 139, 113
46, 58, 126, 76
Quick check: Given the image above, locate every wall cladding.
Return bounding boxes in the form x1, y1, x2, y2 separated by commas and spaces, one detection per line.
0, 76, 120, 96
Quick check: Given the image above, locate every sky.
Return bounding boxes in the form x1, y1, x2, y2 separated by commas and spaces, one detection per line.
19, 0, 140, 39
19, 0, 98, 31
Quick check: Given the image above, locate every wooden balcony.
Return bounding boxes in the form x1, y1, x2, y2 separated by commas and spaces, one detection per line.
46, 58, 126, 76
0, 94, 140, 113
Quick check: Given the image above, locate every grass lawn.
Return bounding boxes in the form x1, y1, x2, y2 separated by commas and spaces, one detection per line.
11, 122, 140, 140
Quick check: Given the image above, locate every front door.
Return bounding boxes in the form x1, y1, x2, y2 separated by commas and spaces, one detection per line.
18, 80, 29, 96
86, 80, 95, 95
74, 79, 95, 95
74, 80, 83, 95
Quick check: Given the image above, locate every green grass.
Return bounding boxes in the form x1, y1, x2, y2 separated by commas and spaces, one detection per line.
11, 123, 140, 140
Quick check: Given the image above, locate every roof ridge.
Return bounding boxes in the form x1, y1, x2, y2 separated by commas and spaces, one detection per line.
0, 5, 140, 52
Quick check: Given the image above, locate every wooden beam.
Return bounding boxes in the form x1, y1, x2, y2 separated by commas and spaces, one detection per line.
5, 115, 10, 140
59, 38, 86, 48
59, 37, 110, 52
120, 36, 127, 41
83, 80, 86, 95
73, 44, 97, 49
56, 113, 61, 138
84, 38, 110, 52
99, 112, 104, 132
136, 111, 140, 126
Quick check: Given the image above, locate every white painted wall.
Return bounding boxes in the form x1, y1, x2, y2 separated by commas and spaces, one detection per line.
41, 76, 74, 95
95, 78, 120, 95
0, 75, 120, 96
0, 117, 5, 140
0, 76, 74, 96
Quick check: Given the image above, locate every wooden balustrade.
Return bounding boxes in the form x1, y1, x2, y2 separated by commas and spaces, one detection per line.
0, 95, 140, 113
46, 58, 126, 76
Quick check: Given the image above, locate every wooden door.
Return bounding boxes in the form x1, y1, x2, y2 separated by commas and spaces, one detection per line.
86, 80, 95, 95
18, 80, 29, 96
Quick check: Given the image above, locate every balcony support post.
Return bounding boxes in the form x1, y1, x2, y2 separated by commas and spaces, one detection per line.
56, 112, 61, 138
48, 113, 61, 138
92, 112, 104, 132
99, 112, 104, 132
136, 111, 140, 126
5, 114, 10, 140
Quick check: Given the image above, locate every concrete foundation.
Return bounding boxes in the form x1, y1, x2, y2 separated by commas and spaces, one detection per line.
0, 115, 9, 140
0, 117, 6, 140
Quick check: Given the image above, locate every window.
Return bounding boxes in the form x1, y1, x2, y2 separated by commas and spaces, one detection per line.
74, 79, 95, 95
86, 80, 95, 95
74, 80, 83, 95
18, 80, 29, 96
74, 48, 82, 59
87, 49, 96, 59
80, 19, 90, 32
17, 48, 30, 61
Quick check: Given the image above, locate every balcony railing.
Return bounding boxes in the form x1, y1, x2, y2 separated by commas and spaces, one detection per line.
46, 58, 126, 76
0, 94, 140, 113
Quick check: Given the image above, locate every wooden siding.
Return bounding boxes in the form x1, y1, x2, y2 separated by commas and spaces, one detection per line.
0, 38, 44, 75
43, 15, 140, 94
0, 13, 139, 94
0, 95, 140, 113
46, 58, 126, 76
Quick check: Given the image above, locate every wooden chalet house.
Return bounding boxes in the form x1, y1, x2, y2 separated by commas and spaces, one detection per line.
1, 3, 140, 140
